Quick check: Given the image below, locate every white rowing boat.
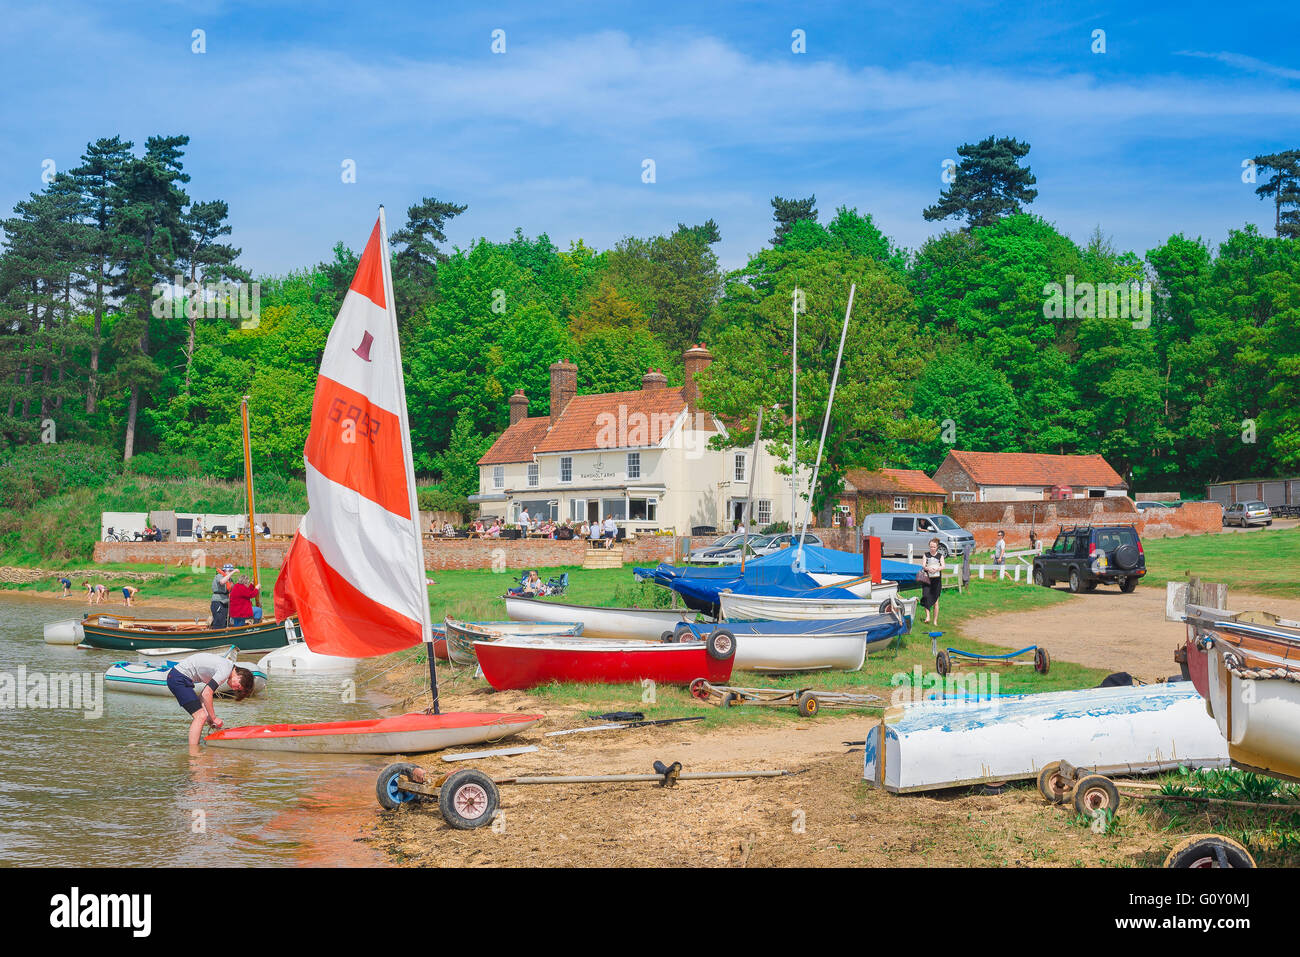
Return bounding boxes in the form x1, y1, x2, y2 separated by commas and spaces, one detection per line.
444, 618, 584, 666
864, 683, 1229, 793
504, 596, 697, 641
105, 659, 268, 697
719, 587, 915, 623
680, 614, 907, 672
43, 618, 83, 645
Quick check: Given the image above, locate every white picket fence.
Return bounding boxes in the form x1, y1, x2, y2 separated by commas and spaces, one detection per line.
902, 542, 1044, 592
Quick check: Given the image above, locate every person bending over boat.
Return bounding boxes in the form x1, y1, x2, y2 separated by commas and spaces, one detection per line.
166, 652, 255, 751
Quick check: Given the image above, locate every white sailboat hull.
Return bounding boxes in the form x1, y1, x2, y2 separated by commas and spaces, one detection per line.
720, 586, 913, 623
864, 683, 1229, 793
505, 596, 696, 641
735, 635, 867, 672
1206, 643, 1300, 782
806, 574, 875, 598
258, 640, 359, 675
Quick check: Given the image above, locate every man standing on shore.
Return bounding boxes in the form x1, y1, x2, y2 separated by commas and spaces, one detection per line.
211, 563, 236, 628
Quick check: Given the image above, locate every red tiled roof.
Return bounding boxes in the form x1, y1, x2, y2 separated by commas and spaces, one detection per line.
478, 417, 553, 466
844, 468, 947, 496
534, 387, 709, 454
942, 450, 1125, 488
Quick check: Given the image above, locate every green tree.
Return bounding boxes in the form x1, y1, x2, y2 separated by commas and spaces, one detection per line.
923, 136, 1037, 229
770, 195, 818, 245
1252, 150, 1300, 239
431, 407, 497, 498
389, 196, 467, 331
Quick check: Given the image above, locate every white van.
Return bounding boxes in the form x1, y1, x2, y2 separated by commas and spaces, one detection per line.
863, 513, 975, 558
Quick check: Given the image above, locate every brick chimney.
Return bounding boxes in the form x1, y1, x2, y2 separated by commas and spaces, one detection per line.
548, 360, 577, 425
641, 368, 667, 391
508, 388, 529, 425
681, 343, 713, 413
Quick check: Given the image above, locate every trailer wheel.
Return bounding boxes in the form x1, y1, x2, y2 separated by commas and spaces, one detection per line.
706, 629, 737, 661
660, 630, 675, 643
689, 677, 710, 700
1036, 762, 1070, 804
438, 768, 500, 830
1072, 774, 1120, 817
376, 762, 423, 811
673, 623, 694, 642
936, 650, 951, 676
1034, 647, 1050, 674
1164, 834, 1256, 869
796, 692, 820, 717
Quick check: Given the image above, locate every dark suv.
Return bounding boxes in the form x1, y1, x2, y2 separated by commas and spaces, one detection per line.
1032, 524, 1146, 593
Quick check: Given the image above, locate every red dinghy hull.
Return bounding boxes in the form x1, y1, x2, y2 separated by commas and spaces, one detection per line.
204, 711, 543, 754
475, 638, 734, 691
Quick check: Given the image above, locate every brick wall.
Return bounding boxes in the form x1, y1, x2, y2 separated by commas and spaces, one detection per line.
932, 458, 975, 500
92, 530, 859, 570
945, 499, 1223, 549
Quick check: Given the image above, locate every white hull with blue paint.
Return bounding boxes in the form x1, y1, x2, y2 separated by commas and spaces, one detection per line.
864, 683, 1229, 793
105, 660, 268, 697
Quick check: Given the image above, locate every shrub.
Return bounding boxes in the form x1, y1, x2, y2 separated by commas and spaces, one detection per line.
0, 442, 122, 510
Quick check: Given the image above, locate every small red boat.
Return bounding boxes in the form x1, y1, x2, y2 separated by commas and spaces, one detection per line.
205, 711, 543, 754
474, 634, 736, 691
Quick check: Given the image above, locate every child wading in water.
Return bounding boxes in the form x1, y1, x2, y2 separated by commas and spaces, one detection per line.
166, 652, 255, 751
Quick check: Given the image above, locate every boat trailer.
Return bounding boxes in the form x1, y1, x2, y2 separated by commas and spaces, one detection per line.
376, 761, 790, 829
688, 678, 883, 717
935, 643, 1049, 677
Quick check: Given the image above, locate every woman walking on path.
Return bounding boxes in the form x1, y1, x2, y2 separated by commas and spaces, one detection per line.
920, 537, 946, 627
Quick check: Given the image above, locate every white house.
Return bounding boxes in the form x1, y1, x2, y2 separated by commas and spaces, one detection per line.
471, 346, 806, 534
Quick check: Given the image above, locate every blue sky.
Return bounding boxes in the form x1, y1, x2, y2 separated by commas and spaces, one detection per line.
2, 0, 1297, 274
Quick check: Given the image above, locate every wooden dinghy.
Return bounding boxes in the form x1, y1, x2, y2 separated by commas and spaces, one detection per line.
474, 634, 736, 691
105, 659, 268, 697
79, 614, 294, 653
204, 711, 544, 754
443, 618, 583, 666
719, 588, 915, 624
504, 595, 698, 641
864, 683, 1229, 793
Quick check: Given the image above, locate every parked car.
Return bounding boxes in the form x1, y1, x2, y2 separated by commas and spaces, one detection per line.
1222, 501, 1272, 527
1032, 524, 1146, 593
750, 532, 823, 555
862, 513, 975, 559
692, 534, 778, 564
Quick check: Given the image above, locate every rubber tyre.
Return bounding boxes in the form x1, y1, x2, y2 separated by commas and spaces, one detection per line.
1120, 578, 1138, 593
673, 622, 694, 642
796, 692, 820, 717
1037, 762, 1069, 804
1032, 566, 1047, 587
438, 768, 500, 830
1164, 834, 1257, 869
689, 677, 710, 700
1068, 569, 1083, 594
1114, 543, 1139, 570
936, 650, 951, 677
376, 762, 422, 811
706, 629, 737, 661
1072, 774, 1120, 817
1034, 647, 1050, 674
1082, 581, 1098, 592
660, 630, 675, 644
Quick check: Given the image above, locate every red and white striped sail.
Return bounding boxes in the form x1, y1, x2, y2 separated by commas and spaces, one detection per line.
275, 215, 432, 657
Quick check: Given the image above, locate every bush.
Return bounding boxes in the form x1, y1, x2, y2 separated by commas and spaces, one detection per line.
417, 486, 473, 520
0, 442, 122, 510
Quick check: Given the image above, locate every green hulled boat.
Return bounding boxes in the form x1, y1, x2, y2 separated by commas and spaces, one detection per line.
76, 612, 295, 653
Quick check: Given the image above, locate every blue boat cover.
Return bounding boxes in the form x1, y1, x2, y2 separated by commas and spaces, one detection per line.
633, 544, 920, 613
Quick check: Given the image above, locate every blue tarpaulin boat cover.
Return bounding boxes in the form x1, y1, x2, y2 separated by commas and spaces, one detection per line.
633, 545, 920, 613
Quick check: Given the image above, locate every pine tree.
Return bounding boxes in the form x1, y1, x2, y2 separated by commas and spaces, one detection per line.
1253, 150, 1300, 239
770, 195, 817, 245
923, 136, 1038, 229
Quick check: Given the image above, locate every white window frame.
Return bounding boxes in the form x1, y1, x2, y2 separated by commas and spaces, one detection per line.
893, 495, 908, 511
560, 456, 572, 483
734, 452, 747, 483
626, 452, 641, 480
492, 465, 504, 490
756, 499, 772, 525
527, 463, 539, 487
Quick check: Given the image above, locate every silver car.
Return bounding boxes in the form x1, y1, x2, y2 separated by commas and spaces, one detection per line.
1223, 501, 1272, 527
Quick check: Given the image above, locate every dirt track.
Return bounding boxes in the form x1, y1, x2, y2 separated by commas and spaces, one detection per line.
963, 586, 1300, 682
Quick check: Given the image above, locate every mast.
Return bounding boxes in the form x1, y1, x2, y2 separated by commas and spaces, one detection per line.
377, 204, 440, 714
740, 406, 763, 573
791, 287, 798, 534
240, 396, 259, 589
795, 283, 854, 571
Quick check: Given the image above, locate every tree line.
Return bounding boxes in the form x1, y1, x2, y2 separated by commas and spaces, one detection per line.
2, 134, 1298, 514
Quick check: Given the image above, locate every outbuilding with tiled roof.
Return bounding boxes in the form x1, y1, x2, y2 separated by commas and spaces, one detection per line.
933, 450, 1128, 503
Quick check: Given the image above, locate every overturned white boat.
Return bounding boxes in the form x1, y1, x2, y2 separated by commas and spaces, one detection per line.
43, 617, 83, 645
504, 595, 698, 641
679, 613, 907, 672
256, 619, 358, 675
720, 586, 915, 623
864, 683, 1229, 793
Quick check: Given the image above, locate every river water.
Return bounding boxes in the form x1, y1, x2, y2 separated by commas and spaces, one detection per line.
0, 594, 392, 866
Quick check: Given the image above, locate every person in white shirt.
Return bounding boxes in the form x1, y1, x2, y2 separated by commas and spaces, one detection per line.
519, 508, 530, 529
588, 520, 602, 546
166, 652, 255, 751
603, 515, 617, 549
993, 530, 1007, 565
